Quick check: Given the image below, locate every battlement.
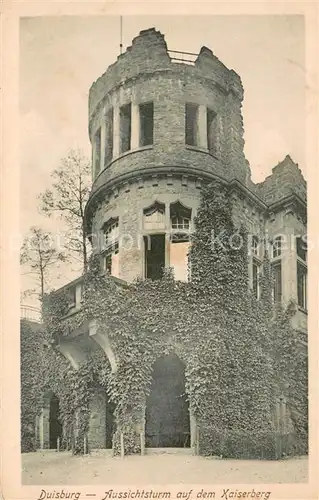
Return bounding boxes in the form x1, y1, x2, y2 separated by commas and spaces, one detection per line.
89, 28, 243, 119
256, 155, 307, 205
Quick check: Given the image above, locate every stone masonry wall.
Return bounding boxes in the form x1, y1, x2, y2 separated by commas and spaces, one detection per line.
92, 176, 201, 282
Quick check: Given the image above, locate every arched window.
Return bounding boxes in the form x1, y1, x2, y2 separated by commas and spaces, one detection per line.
170, 202, 191, 231
143, 202, 165, 230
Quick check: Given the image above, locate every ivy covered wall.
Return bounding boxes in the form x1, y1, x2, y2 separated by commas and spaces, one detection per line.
21, 181, 308, 458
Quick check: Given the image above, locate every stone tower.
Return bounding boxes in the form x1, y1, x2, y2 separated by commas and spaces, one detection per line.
85, 27, 251, 283
30, 28, 307, 455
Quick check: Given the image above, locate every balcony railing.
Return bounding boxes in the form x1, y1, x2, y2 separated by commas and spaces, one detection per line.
168, 50, 198, 65
20, 305, 42, 323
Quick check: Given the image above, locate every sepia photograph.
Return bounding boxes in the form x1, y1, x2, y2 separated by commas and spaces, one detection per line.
1, 7, 316, 497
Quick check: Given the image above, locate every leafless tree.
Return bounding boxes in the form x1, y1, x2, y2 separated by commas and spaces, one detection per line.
39, 149, 91, 272
20, 227, 67, 300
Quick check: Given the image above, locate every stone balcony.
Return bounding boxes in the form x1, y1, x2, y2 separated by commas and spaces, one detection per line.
44, 273, 129, 371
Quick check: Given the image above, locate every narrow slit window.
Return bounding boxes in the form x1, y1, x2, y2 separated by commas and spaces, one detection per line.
139, 102, 154, 147
104, 108, 114, 167
94, 128, 101, 176
185, 103, 199, 146
120, 103, 131, 154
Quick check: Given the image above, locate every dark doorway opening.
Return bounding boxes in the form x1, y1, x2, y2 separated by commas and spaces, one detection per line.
49, 394, 62, 449
145, 354, 190, 447
105, 400, 116, 449
144, 234, 165, 280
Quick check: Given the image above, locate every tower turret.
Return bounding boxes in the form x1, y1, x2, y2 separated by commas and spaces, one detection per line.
84, 28, 251, 282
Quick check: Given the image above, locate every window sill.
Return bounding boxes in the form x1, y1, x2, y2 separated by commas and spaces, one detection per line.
185, 145, 220, 160
94, 145, 153, 182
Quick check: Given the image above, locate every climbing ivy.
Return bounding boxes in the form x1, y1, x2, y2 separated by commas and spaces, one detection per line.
21, 181, 308, 459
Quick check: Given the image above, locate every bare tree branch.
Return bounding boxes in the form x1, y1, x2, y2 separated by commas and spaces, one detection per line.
38, 148, 91, 272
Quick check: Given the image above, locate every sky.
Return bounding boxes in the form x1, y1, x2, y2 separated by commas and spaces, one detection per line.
19, 14, 306, 298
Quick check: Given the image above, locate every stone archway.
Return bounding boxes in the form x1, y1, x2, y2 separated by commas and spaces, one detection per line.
145, 353, 190, 448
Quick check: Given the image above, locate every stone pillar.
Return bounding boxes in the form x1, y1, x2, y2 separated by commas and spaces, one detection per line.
131, 101, 140, 150
190, 409, 197, 454
198, 105, 207, 149
113, 105, 120, 158
40, 407, 50, 449
88, 391, 107, 449
39, 410, 44, 450
100, 120, 106, 172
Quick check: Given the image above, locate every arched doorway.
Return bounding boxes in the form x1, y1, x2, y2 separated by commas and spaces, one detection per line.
145, 354, 190, 448
37, 391, 63, 449
49, 394, 62, 449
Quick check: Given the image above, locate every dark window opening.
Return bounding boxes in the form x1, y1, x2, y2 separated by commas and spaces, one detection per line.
297, 261, 307, 310
185, 103, 198, 146
144, 234, 165, 280
94, 128, 101, 176
67, 286, 76, 309
104, 108, 114, 166
296, 236, 307, 262
120, 103, 131, 154
207, 108, 218, 153
272, 262, 282, 303
101, 242, 119, 274
139, 102, 154, 147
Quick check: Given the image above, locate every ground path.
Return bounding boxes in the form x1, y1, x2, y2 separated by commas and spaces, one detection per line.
22, 450, 308, 485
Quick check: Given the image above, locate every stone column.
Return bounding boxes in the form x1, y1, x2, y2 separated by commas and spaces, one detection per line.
197, 105, 207, 149
131, 101, 140, 150
113, 105, 120, 158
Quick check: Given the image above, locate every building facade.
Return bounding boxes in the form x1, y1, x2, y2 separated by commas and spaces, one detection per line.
31, 28, 307, 453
